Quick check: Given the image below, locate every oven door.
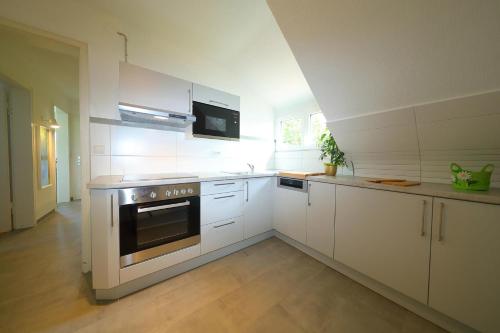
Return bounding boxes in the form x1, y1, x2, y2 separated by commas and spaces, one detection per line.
119, 196, 200, 267
192, 101, 239, 140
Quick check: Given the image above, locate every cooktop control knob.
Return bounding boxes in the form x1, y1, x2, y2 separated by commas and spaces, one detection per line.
131, 193, 137, 201
187, 188, 193, 194
174, 189, 179, 196
180, 189, 186, 195
165, 190, 172, 197
150, 191, 157, 199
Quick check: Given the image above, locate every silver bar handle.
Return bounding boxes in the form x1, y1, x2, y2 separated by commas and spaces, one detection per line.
209, 99, 229, 107
307, 182, 311, 206
110, 194, 114, 227
213, 221, 235, 229
214, 194, 235, 200
420, 200, 426, 236
246, 181, 249, 202
138, 201, 190, 213
438, 202, 445, 241
214, 182, 235, 186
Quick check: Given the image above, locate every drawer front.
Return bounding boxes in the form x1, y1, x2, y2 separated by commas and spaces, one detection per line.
201, 191, 244, 225
201, 217, 244, 254
201, 180, 244, 195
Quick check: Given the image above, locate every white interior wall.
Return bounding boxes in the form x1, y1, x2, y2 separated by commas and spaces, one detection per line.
0, 81, 12, 232
55, 106, 70, 203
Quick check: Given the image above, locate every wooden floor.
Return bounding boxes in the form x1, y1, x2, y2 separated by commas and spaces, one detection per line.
0, 202, 445, 333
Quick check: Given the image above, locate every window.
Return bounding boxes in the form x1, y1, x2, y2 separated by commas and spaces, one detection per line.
308, 112, 327, 145
279, 117, 303, 146
39, 126, 51, 188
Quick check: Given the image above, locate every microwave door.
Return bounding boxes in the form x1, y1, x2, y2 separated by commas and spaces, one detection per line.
192, 102, 239, 140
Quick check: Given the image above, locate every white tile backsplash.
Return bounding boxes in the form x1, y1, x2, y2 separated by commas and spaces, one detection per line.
90, 123, 275, 177
110, 125, 177, 156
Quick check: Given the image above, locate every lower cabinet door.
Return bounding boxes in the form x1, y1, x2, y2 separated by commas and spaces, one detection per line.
273, 186, 307, 244
201, 217, 244, 254
243, 177, 273, 239
306, 181, 335, 258
429, 198, 500, 333
335, 185, 432, 304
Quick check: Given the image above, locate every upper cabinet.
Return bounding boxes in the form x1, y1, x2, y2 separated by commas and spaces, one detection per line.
429, 198, 500, 333
119, 62, 192, 114
192, 83, 240, 111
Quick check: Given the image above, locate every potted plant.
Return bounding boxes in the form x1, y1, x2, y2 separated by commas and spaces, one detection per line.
318, 129, 346, 176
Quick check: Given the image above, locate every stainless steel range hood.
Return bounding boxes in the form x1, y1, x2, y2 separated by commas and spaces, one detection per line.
119, 103, 196, 128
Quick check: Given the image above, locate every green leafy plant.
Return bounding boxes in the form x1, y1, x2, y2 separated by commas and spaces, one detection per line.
318, 129, 347, 167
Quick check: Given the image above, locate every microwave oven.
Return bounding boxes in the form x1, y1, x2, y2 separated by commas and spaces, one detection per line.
192, 101, 239, 140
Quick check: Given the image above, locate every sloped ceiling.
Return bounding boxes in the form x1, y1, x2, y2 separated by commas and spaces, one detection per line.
267, 0, 500, 121
81, 0, 315, 110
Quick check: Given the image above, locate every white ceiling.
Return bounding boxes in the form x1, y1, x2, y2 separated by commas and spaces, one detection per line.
83, 0, 315, 111
267, 0, 500, 121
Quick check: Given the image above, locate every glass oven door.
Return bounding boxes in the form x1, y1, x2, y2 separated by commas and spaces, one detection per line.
192, 101, 239, 140
119, 196, 200, 267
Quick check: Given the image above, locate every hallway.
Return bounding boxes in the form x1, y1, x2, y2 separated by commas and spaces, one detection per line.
0, 201, 95, 332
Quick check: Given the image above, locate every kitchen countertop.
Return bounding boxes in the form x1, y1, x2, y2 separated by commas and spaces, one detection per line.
308, 175, 500, 205
87, 171, 277, 189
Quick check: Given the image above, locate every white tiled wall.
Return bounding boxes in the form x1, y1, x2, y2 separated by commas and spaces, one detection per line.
90, 123, 275, 178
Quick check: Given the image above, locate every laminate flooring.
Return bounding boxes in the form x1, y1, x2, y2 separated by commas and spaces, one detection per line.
0, 201, 445, 333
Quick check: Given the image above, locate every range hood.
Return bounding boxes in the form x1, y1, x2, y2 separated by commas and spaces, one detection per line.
119, 103, 196, 128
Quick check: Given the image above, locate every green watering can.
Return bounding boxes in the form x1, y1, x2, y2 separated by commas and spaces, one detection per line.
450, 163, 495, 191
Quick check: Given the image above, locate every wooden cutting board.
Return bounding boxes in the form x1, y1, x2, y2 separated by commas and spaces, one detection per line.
278, 171, 326, 180
367, 178, 421, 187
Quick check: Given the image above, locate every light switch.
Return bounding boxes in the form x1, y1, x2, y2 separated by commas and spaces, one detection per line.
93, 145, 106, 155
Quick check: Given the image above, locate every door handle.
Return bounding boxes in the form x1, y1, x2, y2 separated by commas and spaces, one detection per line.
214, 182, 235, 186
246, 181, 249, 202
137, 201, 190, 213
110, 194, 114, 228
307, 182, 311, 206
438, 202, 445, 241
214, 195, 235, 200
420, 200, 426, 236
213, 221, 235, 229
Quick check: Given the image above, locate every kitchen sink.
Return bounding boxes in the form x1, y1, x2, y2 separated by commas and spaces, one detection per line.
223, 171, 253, 175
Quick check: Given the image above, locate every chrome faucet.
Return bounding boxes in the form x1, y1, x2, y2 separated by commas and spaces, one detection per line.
247, 163, 255, 173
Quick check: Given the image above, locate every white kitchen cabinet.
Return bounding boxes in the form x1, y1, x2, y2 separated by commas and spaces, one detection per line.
90, 189, 120, 289
429, 198, 500, 333
273, 180, 307, 244
119, 62, 192, 114
201, 217, 244, 254
306, 181, 335, 258
192, 83, 240, 111
335, 185, 432, 304
243, 177, 274, 239
201, 180, 244, 195
201, 190, 244, 225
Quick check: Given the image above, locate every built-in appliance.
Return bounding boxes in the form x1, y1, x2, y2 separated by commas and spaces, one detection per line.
277, 177, 308, 192
192, 101, 240, 140
118, 182, 200, 268
119, 103, 196, 129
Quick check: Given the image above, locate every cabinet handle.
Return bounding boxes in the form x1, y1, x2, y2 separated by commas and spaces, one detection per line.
420, 200, 426, 236
214, 194, 235, 200
213, 221, 235, 229
307, 182, 311, 206
110, 194, 114, 228
209, 99, 229, 107
246, 181, 249, 202
438, 202, 445, 241
214, 182, 235, 186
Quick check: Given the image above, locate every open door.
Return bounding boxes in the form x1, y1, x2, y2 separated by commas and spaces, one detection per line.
0, 82, 12, 232
55, 106, 70, 203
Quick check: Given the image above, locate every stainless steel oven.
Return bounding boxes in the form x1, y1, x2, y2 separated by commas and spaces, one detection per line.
118, 183, 200, 267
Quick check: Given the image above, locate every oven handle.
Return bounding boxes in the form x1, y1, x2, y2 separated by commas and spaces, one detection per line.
137, 201, 190, 213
